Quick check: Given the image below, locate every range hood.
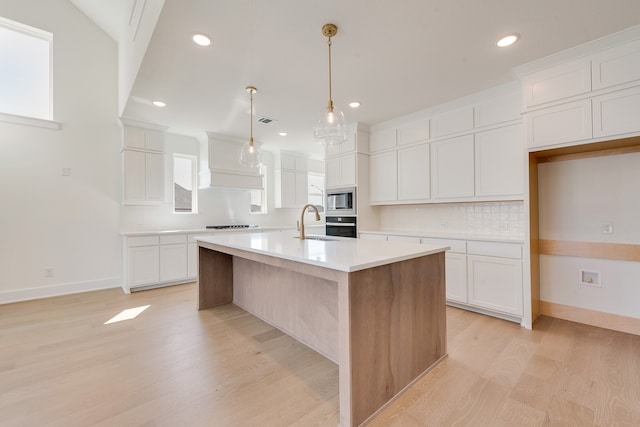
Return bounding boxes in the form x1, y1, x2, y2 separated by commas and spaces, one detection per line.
199, 132, 263, 190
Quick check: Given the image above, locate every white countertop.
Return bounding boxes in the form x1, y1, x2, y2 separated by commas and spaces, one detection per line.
359, 229, 525, 244
196, 230, 448, 273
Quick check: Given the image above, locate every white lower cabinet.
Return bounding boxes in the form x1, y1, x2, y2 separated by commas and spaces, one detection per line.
127, 245, 160, 287
158, 234, 187, 282
444, 252, 467, 304
187, 242, 198, 278
467, 255, 523, 316
124, 233, 199, 292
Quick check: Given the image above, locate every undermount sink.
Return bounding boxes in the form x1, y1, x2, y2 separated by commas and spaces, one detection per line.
294, 235, 338, 241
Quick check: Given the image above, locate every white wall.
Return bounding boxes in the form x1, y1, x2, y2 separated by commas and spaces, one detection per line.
0, 0, 121, 303
538, 152, 640, 318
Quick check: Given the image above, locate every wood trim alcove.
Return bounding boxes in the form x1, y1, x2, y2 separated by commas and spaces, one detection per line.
528, 135, 640, 331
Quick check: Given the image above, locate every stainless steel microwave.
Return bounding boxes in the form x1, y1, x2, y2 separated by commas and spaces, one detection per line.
326, 187, 356, 216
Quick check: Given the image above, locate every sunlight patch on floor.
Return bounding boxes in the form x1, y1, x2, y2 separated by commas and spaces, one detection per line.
104, 305, 150, 325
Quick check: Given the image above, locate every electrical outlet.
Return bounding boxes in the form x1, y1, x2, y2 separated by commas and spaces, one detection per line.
45, 268, 54, 277
601, 222, 614, 234
440, 222, 448, 230
580, 269, 601, 287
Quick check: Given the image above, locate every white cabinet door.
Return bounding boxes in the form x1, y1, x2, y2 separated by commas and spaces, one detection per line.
187, 243, 198, 279
397, 118, 429, 146
275, 169, 295, 208
369, 127, 397, 152
370, 151, 397, 202
159, 244, 187, 282
431, 134, 474, 199
326, 154, 356, 188
475, 124, 524, 198
592, 85, 640, 138
398, 143, 430, 201
295, 171, 308, 207
445, 252, 467, 304
525, 99, 592, 149
467, 255, 523, 316
145, 152, 164, 202
591, 39, 640, 91
521, 58, 591, 108
430, 106, 473, 139
123, 150, 146, 203
128, 245, 159, 287
123, 150, 164, 205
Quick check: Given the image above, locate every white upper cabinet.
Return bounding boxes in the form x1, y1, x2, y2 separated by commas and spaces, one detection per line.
592, 85, 640, 138
517, 33, 640, 149
369, 151, 397, 203
397, 143, 430, 201
124, 126, 165, 152
591, 39, 640, 91
430, 106, 473, 139
521, 58, 592, 108
431, 134, 475, 200
122, 123, 165, 205
369, 127, 397, 152
525, 99, 593, 149
275, 152, 309, 208
326, 153, 356, 188
475, 124, 524, 197
474, 92, 521, 128
397, 117, 430, 146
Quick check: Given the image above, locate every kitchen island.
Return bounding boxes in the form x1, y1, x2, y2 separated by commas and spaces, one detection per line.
196, 230, 448, 427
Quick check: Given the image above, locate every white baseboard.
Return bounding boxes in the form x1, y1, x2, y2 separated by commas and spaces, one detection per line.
0, 277, 122, 305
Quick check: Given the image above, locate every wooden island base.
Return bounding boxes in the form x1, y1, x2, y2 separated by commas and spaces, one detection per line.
198, 243, 447, 427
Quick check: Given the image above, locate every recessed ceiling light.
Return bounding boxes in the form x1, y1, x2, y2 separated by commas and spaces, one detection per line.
349, 101, 361, 108
192, 34, 211, 46
279, 132, 287, 136
497, 34, 519, 48
152, 100, 166, 107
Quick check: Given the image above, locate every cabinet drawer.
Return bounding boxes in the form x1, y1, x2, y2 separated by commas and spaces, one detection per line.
160, 234, 187, 245
127, 235, 159, 247
467, 241, 522, 259
421, 238, 466, 253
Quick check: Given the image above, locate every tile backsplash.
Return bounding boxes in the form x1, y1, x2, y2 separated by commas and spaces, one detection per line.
379, 201, 525, 237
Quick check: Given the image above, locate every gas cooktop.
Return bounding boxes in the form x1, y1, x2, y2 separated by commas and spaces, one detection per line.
206, 224, 255, 230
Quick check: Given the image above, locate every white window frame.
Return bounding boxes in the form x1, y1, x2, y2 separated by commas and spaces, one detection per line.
172, 154, 198, 214
250, 165, 268, 214
0, 16, 57, 128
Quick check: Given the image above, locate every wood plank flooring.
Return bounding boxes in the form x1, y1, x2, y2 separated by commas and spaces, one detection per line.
1, 283, 639, 426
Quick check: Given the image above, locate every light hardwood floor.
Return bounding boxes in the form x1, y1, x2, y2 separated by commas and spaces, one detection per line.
1, 283, 639, 426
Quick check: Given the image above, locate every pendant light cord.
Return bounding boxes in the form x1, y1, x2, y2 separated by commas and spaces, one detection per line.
249, 89, 254, 146
327, 36, 333, 111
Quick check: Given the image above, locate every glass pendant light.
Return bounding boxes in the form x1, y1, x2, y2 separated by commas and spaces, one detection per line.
239, 86, 262, 168
314, 23, 347, 146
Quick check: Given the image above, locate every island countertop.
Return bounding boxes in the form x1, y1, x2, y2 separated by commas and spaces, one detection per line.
196, 229, 449, 273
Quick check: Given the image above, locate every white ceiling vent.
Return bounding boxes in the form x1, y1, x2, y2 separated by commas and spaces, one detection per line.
257, 116, 277, 125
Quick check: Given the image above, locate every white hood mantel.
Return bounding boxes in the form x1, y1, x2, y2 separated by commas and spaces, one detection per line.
199, 132, 263, 190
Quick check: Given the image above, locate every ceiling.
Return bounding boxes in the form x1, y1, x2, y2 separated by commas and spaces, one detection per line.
74, 0, 640, 159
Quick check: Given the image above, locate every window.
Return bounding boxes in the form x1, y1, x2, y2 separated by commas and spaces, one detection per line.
308, 173, 325, 213
173, 154, 197, 213
0, 16, 53, 120
250, 165, 267, 214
